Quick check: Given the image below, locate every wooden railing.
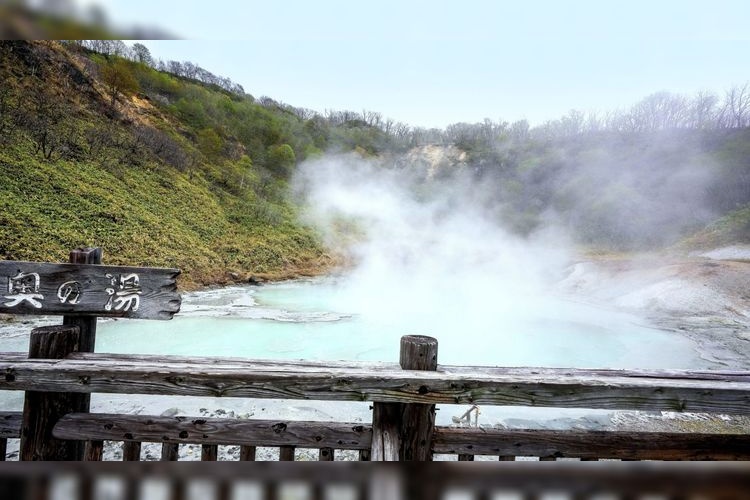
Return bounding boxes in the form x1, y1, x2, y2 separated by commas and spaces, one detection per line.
1, 328, 749, 461
0, 248, 748, 462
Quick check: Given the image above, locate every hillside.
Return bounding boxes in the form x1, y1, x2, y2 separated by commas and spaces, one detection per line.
0, 41, 350, 288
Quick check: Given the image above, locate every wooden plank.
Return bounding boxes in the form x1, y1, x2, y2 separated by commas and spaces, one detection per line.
122, 441, 141, 461
370, 402, 401, 461
20, 325, 84, 461
0, 411, 21, 438
279, 445, 295, 461
240, 445, 256, 461
457, 454, 474, 461
0, 260, 180, 320
4, 355, 750, 413
398, 335, 438, 461
0, 438, 6, 461
319, 447, 334, 461
61, 351, 750, 383
201, 444, 218, 461
84, 440, 103, 461
61, 248, 100, 425
161, 442, 179, 461
433, 427, 750, 460
62, 247, 101, 353
53, 413, 373, 449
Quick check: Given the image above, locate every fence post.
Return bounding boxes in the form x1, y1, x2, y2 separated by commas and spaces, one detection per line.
20, 325, 81, 460
398, 335, 438, 461
63, 247, 102, 353
371, 335, 438, 461
62, 247, 102, 460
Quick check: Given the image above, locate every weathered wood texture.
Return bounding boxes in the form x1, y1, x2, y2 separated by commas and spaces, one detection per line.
84, 440, 103, 461
398, 335, 437, 461
62, 247, 102, 353
0, 259, 180, 320
201, 444, 218, 461
61, 248, 100, 446
20, 325, 84, 461
370, 402, 401, 461
53, 413, 372, 450
3, 353, 750, 413
433, 428, 750, 460
319, 447, 334, 461
240, 445, 256, 461
161, 442, 179, 461
122, 441, 141, 461
279, 445, 295, 461
0, 411, 22, 438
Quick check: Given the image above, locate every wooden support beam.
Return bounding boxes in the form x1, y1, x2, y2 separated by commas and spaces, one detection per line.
398, 335, 438, 461
53, 413, 372, 450
20, 325, 82, 461
279, 445, 295, 461
372, 335, 438, 461
161, 442, 179, 461
83, 440, 103, 461
318, 447, 334, 461
122, 441, 141, 461
433, 427, 750, 460
201, 444, 218, 461
240, 445, 256, 461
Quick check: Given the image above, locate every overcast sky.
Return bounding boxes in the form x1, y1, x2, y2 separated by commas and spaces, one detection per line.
84, 0, 750, 128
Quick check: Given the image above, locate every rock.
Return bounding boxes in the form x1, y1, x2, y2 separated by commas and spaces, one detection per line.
248, 276, 264, 286
229, 272, 240, 280
160, 407, 181, 417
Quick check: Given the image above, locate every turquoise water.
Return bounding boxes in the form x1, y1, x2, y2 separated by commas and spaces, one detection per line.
70, 277, 711, 369
0, 277, 712, 368
0, 277, 715, 426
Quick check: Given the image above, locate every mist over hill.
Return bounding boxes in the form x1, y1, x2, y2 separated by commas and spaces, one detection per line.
1, 40, 749, 287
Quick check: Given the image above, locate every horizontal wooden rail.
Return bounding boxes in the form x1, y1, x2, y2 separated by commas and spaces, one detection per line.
433, 428, 750, 460
53, 413, 372, 450
0, 412, 22, 438
0, 352, 749, 413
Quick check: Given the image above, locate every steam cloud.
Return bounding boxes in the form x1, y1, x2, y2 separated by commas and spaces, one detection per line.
293, 154, 572, 362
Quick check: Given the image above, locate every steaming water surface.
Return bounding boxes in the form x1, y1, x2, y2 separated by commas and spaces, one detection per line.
0, 276, 718, 435
76, 277, 709, 369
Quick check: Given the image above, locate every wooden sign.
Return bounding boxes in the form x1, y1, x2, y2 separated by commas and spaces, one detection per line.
0, 261, 180, 320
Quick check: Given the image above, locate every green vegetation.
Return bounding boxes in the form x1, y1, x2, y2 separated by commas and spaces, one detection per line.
2, 40, 749, 288
0, 41, 345, 288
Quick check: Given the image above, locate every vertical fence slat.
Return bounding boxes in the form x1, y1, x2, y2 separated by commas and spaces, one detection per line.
240, 445, 256, 461
319, 447, 334, 461
371, 403, 401, 461
263, 482, 278, 500
169, 481, 185, 500
161, 442, 179, 461
457, 454, 474, 461
0, 437, 6, 461
123, 441, 141, 461
122, 478, 138, 500
498, 456, 515, 461
20, 325, 82, 461
201, 444, 218, 461
279, 445, 295, 461
358, 449, 371, 461
84, 440, 103, 461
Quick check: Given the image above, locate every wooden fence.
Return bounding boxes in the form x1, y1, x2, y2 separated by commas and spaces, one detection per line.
0, 248, 749, 463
